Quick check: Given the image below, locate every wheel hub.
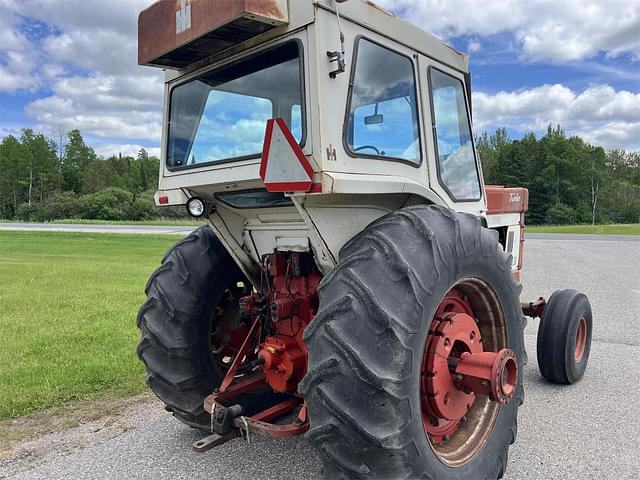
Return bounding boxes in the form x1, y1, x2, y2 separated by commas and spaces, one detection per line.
424, 312, 482, 421
575, 317, 587, 362
421, 288, 517, 446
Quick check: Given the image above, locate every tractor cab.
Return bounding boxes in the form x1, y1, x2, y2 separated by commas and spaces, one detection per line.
137, 0, 525, 279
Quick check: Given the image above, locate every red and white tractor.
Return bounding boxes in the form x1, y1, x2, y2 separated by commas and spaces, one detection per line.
136, 1, 592, 478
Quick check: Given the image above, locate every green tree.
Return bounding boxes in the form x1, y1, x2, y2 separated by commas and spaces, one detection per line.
0, 136, 25, 218
62, 129, 97, 193
19, 129, 60, 206
476, 127, 510, 183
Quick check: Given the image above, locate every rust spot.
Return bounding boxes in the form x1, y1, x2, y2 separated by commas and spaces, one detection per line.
139, 0, 289, 68
246, 0, 286, 21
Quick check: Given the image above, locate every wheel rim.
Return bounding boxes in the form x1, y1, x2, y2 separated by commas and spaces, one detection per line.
421, 278, 509, 468
209, 281, 257, 374
574, 317, 587, 363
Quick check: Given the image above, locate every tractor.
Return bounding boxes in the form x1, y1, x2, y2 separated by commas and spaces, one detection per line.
136, 1, 593, 478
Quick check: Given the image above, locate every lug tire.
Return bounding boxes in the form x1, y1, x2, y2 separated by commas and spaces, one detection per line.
137, 225, 276, 430
536, 289, 592, 384
300, 205, 526, 480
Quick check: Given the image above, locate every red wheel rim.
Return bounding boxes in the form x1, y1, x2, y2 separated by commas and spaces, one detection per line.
420, 279, 509, 467
574, 317, 587, 362
421, 289, 479, 443
210, 283, 257, 374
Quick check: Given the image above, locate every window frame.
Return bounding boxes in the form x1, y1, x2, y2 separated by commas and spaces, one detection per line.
165, 38, 307, 172
427, 66, 482, 202
342, 35, 423, 167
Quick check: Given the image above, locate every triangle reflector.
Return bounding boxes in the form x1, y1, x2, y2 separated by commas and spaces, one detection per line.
260, 118, 313, 192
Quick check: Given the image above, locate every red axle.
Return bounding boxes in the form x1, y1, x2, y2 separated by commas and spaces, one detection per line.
424, 306, 518, 430
454, 349, 518, 404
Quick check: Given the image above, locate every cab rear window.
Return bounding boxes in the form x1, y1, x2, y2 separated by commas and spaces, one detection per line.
167, 41, 304, 170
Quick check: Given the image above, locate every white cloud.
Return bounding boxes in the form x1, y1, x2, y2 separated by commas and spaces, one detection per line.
0, 2, 40, 92
473, 84, 640, 150
467, 39, 481, 54
11, 0, 165, 147
94, 144, 161, 159
375, 0, 640, 61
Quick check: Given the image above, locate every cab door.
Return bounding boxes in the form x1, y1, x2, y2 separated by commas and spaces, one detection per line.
417, 55, 485, 216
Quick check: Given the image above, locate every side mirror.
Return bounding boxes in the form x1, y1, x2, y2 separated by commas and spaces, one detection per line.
364, 113, 384, 125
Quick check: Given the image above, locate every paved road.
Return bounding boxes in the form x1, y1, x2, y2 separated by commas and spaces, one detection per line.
0, 223, 195, 235
3, 235, 640, 479
1, 222, 638, 242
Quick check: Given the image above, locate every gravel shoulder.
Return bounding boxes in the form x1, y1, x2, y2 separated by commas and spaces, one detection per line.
0, 395, 163, 478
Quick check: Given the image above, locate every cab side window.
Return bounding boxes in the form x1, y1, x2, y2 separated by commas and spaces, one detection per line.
430, 68, 481, 200
345, 39, 420, 164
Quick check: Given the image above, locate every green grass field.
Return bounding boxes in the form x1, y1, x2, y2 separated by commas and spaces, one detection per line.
526, 224, 640, 235
0, 231, 181, 420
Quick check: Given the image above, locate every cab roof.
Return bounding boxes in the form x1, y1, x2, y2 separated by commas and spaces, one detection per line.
138, 0, 469, 73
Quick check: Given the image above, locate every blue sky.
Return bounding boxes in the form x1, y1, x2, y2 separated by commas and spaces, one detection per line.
0, 0, 638, 157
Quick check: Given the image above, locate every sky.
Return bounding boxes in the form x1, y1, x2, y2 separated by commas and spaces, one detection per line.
0, 0, 639, 159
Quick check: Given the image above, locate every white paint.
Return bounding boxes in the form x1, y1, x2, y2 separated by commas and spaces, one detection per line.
263, 122, 311, 184
176, 0, 192, 34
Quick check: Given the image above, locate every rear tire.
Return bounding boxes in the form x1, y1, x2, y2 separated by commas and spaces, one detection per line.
536, 289, 592, 384
137, 226, 281, 430
301, 205, 526, 479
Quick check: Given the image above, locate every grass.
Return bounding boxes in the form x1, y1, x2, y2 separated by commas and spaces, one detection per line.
0, 231, 182, 420
526, 224, 640, 235
0, 218, 202, 227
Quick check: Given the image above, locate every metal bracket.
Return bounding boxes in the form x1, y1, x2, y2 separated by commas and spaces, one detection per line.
212, 404, 243, 435
521, 297, 546, 318
192, 431, 237, 452
327, 49, 346, 78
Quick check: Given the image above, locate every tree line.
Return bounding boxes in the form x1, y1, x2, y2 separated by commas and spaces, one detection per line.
477, 125, 638, 224
0, 129, 186, 221
0, 126, 638, 224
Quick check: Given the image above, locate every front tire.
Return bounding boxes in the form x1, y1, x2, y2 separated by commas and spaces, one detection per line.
300, 205, 526, 479
536, 289, 592, 384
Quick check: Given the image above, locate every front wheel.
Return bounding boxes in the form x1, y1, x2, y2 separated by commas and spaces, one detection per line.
300, 205, 526, 479
536, 289, 592, 384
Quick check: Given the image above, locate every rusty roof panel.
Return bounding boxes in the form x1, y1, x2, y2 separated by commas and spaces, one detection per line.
138, 0, 289, 69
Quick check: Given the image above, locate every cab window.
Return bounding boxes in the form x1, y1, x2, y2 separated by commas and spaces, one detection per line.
345, 39, 420, 164
167, 41, 304, 169
429, 68, 481, 200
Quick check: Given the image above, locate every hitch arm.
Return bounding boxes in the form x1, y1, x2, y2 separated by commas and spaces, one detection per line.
521, 297, 546, 318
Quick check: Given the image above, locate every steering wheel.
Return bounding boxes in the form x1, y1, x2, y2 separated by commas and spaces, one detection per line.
353, 145, 381, 155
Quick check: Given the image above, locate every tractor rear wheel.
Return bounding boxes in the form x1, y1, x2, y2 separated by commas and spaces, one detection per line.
301, 205, 526, 479
137, 226, 274, 430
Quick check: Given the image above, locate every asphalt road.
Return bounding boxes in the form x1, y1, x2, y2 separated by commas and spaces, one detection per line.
0, 222, 637, 242
3, 233, 640, 480
0, 223, 195, 235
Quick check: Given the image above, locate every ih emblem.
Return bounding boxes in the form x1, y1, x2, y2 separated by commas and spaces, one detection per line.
176, 0, 192, 34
